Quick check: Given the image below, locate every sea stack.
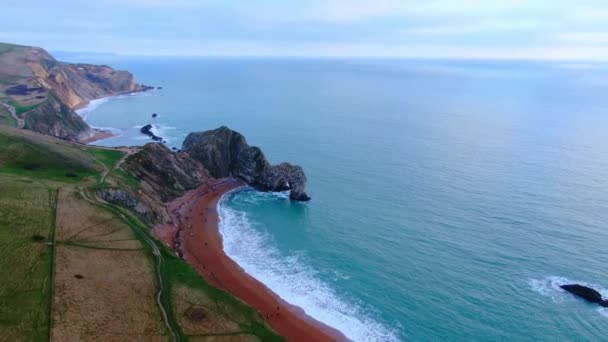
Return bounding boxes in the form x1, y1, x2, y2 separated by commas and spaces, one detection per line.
140, 124, 163, 141
182, 126, 311, 201
561, 284, 608, 307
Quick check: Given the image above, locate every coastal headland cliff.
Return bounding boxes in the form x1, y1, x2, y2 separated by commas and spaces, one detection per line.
0, 42, 152, 140
0, 42, 327, 340
183, 126, 311, 201
99, 126, 311, 227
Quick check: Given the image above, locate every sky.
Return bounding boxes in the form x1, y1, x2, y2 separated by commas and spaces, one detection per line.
3, 0, 608, 60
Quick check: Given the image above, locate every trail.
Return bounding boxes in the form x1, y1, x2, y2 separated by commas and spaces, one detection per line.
79, 148, 180, 342
1, 103, 24, 128
47, 189, 59, 342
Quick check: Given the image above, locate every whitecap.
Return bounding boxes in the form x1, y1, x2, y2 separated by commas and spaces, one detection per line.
218, 194, 400, 342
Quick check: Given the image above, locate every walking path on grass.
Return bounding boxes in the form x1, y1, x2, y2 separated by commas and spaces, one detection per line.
81, 148, 181, 342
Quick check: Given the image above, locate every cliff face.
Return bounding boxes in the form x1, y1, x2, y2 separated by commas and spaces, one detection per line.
100, 143, 210, 224
0, 42, 149, 140
24, 92, 92, 140
182, 126, 311, 201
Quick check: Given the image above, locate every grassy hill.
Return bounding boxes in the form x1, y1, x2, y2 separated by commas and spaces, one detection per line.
0, 126, 283, 341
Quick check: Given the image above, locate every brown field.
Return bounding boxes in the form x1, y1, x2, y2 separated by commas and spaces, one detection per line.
52, 187, 167, 341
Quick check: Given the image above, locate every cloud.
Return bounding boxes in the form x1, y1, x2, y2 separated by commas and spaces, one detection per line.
5, 0, 608, 59
556, 32, 608, 44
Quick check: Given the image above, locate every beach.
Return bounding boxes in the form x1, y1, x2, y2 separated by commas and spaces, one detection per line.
80, 129, 115, 144
157, 178, 348, 341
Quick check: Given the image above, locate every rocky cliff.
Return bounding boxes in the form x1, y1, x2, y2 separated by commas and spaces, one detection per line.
182, 126, 311, 201
0, 42, 150, 140
23, 92, 92, 140
99, 143, 210, 224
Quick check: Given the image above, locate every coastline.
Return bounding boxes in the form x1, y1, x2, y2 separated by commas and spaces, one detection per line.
74, 89, 150, 145
157, 178, 349, 341
80, 129, 115, 144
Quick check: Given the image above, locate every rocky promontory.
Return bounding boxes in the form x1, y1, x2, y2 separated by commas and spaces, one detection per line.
0, 42, 152, 140
98, 142, 210, 224
182, 126, 311, 201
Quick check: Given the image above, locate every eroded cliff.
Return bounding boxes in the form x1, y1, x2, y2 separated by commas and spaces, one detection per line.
182, 126, 311, 201
0, 42, 150, 139
99, 143, 210, 224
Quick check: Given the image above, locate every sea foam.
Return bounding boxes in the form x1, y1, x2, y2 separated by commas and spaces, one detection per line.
218, 193, 399, 342
530, 276, 608, 318
75, 97, 112, 119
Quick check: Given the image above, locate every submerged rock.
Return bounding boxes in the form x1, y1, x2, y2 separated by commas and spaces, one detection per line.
182, 126, 311, 201
561, 284, 608, 307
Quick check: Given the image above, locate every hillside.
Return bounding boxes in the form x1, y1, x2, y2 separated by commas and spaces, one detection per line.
0, 125, 283, 341
0, 42, 151, 140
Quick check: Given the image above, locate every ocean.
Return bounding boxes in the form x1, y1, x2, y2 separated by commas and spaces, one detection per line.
73, 57, 608, 341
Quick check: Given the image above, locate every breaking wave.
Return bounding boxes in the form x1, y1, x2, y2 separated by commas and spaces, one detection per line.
218, 191, 399, 342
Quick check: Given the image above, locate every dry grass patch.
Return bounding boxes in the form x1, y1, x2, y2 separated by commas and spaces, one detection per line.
51, 187, 166, 341
173, 285, 244, 335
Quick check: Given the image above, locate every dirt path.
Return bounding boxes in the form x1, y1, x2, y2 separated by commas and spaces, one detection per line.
80, 150, 180, 342
1, 103, 24, 128
115, 147, 139, 168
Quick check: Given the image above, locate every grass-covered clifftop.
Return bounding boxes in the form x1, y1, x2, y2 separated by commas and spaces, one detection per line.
0, 126, 283, 341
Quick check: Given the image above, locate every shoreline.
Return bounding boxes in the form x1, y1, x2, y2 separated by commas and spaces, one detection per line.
157, 178, 349, 341
74, 89, 151, 145
80, 129, 116, 144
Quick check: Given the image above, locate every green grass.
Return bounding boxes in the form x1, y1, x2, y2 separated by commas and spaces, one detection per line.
84, 148, 124, 170
7, 100, 39, 115
0, 106, 17, 127
109, 167, 140, 188
0, 128, 100, 181
0, 175, 57, 341
0, 127, 284, 341
164, 251, 286, 341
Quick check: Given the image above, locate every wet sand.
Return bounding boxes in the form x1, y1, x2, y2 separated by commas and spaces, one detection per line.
159, 178, 348, 341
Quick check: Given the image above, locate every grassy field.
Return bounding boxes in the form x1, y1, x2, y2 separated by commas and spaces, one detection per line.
166, 253, 284, 341
0, 105, 16, 127
52, 187, 167, 341
0, 126, 284, 341
7, 100, 39, 115
85, 148, 125, 170
0, 175, 57, 341
0, 126, 100, 181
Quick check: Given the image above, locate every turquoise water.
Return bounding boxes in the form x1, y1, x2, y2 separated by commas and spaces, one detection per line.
79, 58, 608, 341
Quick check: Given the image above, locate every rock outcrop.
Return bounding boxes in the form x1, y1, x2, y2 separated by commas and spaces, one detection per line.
140, 124, 163, 141
182, 126, 310, 201
108, 142, 210, 224
24, 92, 92, 140
96, 187, 152, 219
561, 284, 608, 307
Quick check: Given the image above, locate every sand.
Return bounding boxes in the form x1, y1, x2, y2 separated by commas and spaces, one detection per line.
159, 178, 349, 341
81, 129, 116, 144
